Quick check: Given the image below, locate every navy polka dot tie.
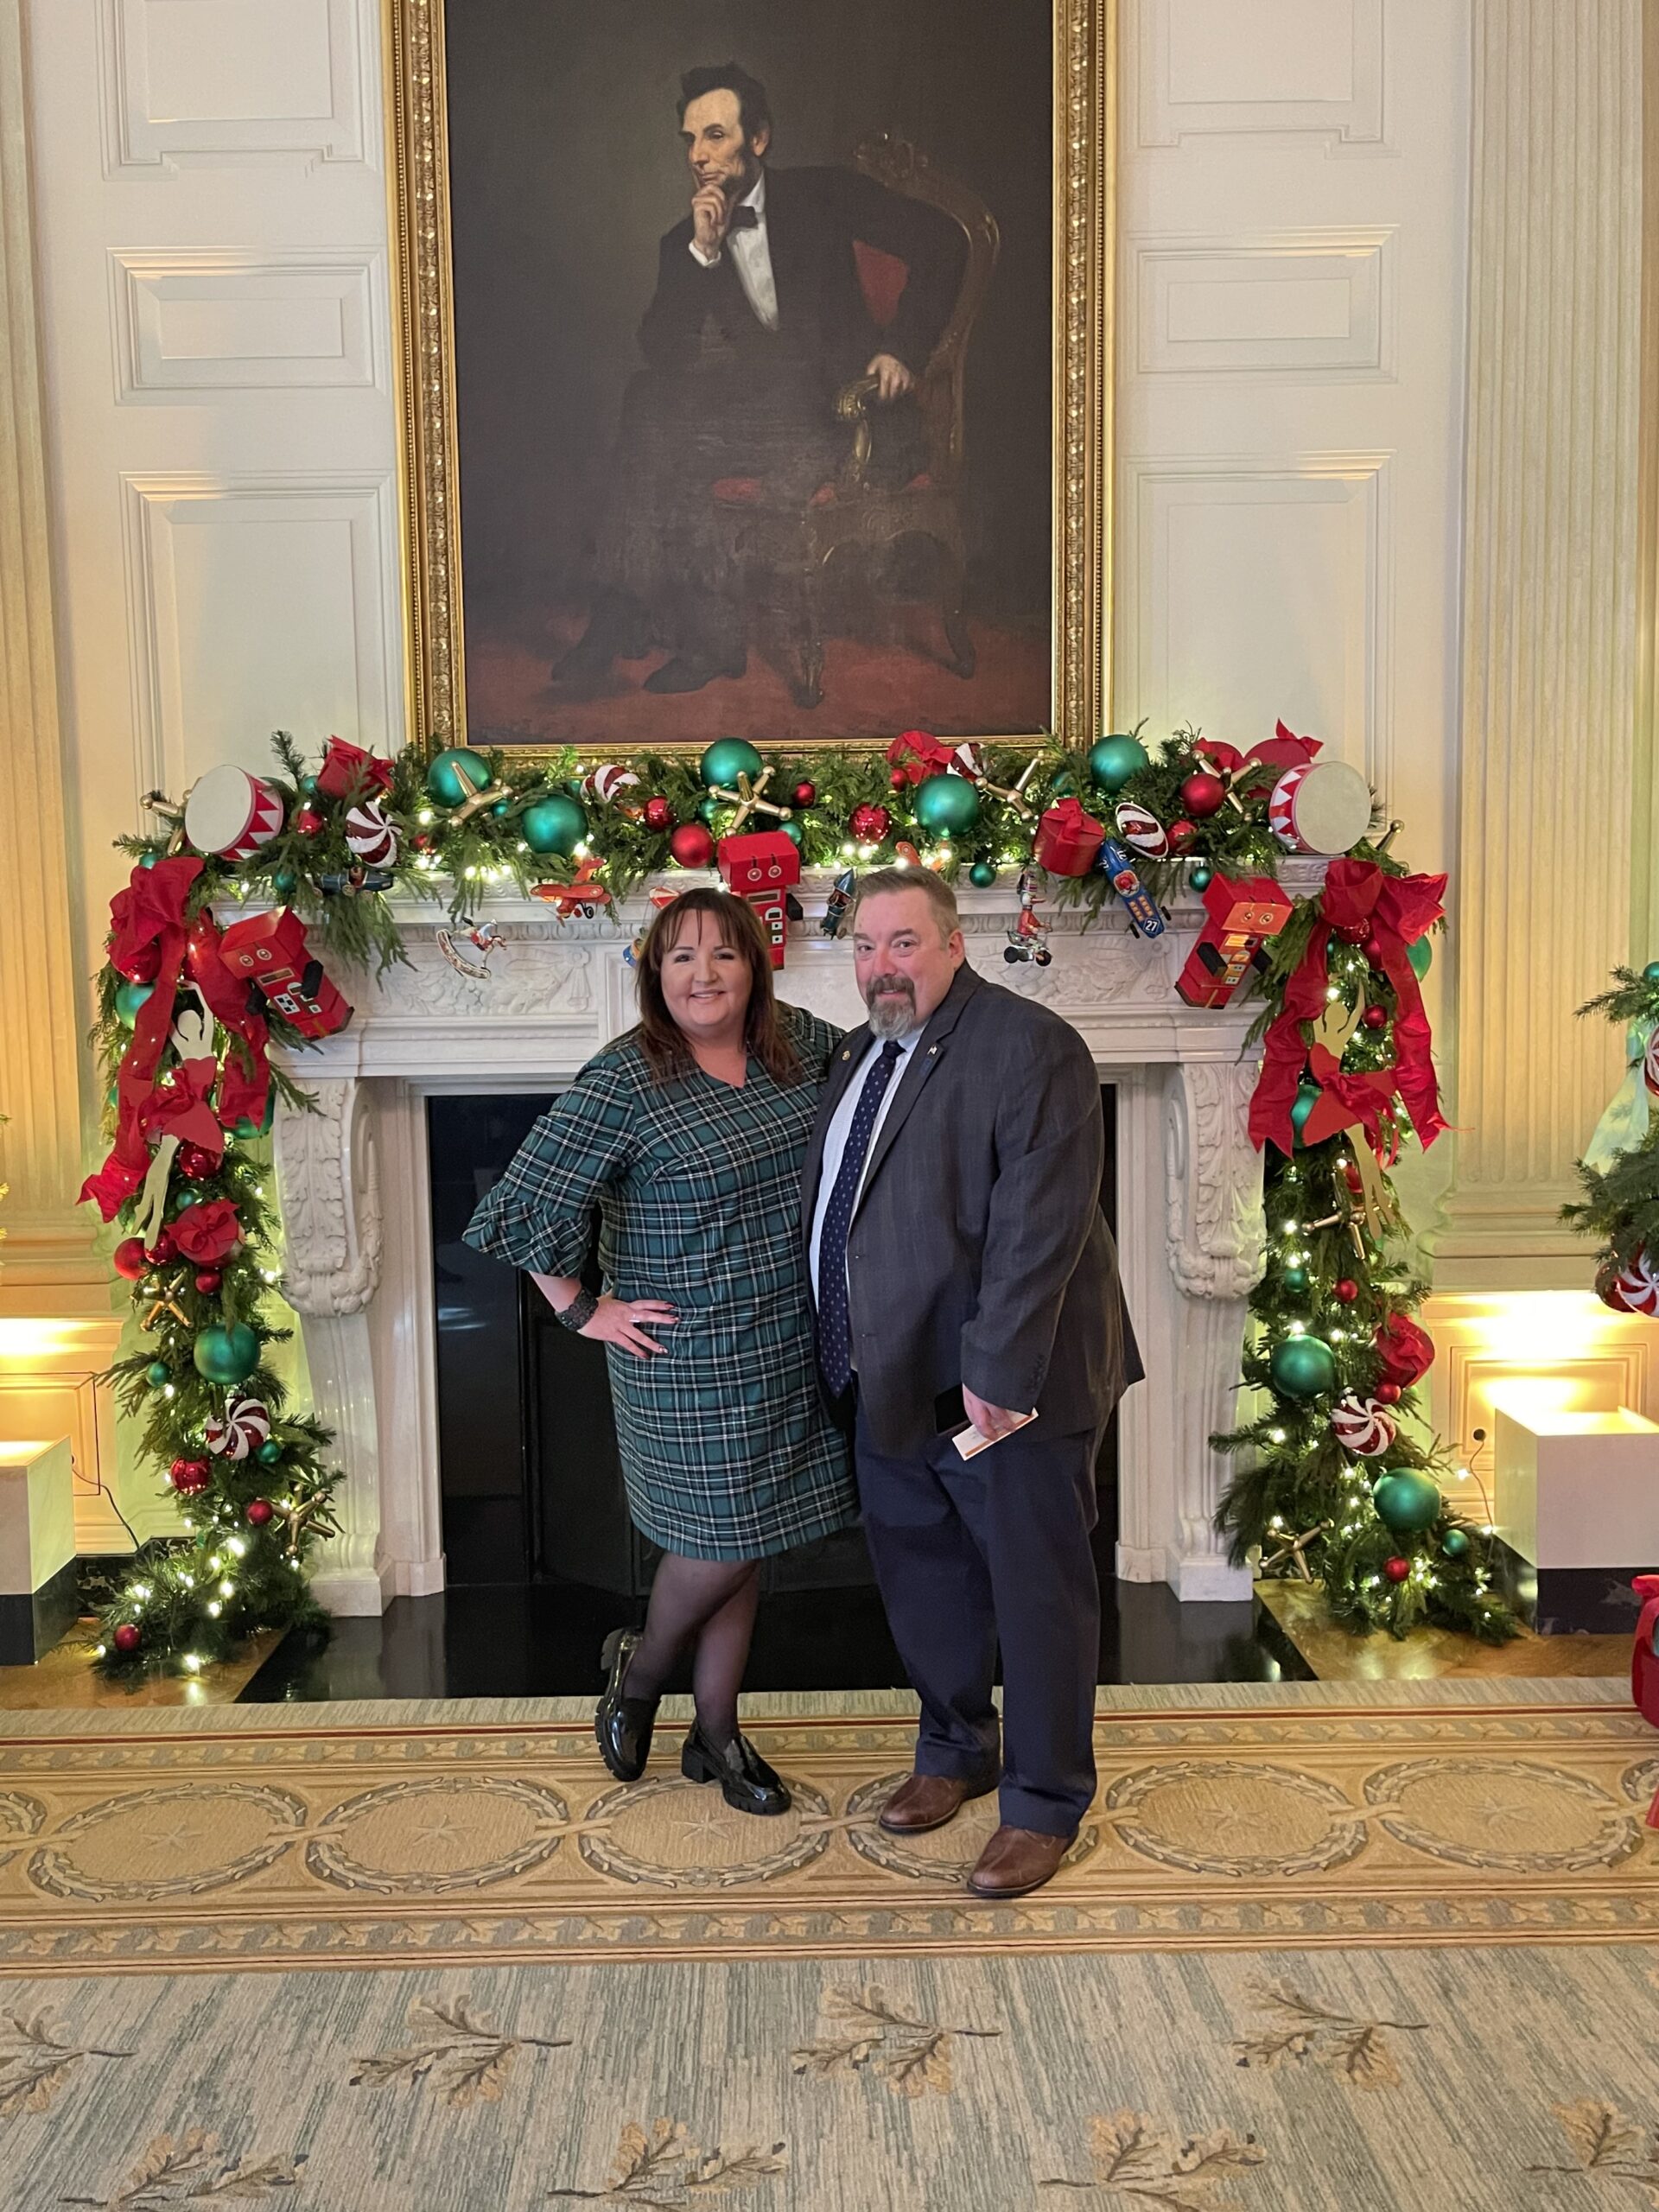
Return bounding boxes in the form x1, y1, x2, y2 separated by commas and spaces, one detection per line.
818, 1040, 903, 1396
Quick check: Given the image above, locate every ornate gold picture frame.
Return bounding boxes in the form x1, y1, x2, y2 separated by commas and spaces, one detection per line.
387, 0, 1112, 758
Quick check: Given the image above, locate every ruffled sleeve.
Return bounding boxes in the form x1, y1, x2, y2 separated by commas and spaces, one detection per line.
463, 1050, 639, 1275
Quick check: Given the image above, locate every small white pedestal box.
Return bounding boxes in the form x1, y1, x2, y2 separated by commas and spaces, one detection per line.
0, 1437, 78, 1663
1493, 1398, 1659, 1633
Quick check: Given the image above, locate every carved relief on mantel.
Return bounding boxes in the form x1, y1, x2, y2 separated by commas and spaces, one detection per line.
1163, 1059, 1266, 1303
273, 1077, 382, 1319
357, 936, 594, 1021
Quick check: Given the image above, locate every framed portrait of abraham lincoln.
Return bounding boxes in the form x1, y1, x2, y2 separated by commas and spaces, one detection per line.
390, 0, 1112, 759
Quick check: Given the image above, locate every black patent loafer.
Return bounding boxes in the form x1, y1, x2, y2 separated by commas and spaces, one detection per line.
680, 1723, 791, 1816
596, 1626, 658, 1782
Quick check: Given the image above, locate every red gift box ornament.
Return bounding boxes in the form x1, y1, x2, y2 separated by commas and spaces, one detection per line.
1176, 874, 1294, 1009
315, 737, 396, 802
218, 908, 353, 1039
717, 830, 801, 969
1033, 797, 1105, 877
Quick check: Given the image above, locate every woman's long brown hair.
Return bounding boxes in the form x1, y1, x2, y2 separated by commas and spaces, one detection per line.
632, 887, 803, 1084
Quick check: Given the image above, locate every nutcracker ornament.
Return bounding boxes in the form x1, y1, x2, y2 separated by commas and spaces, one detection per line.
1003, 868, 1052, 966
718, 830, 800, 967
821, 868, 856, 939
218, 910, 353, 1039
1175, 873, 1295, 1009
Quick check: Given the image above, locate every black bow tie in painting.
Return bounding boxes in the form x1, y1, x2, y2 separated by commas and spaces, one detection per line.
728, 204, 760, 231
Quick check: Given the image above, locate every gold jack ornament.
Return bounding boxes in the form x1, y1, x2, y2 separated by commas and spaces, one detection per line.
706, 765, 793, 836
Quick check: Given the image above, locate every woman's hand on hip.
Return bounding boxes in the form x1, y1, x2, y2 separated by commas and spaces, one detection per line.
583, 1296, 678, 1358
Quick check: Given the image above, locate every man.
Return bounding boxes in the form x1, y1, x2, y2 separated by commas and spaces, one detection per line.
556, 63, 965, 696
804, 869, 1140, 1899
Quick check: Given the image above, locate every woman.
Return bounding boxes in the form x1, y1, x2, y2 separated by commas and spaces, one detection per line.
464, 887, 854, 1816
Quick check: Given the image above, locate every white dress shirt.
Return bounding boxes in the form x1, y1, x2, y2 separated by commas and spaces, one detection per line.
809, 1027, 925, 1304
687, 171, 779, 330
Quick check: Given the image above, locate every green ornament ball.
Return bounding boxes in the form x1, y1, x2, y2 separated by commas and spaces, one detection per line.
170, 1191, 200, 1212
138, 852, 159, 869
1289, 1080, 1322, 1147
114, 979, 154, 1028
300, 775, 319, 796
1407, 937, 1433, 982
1190, 865, 1213, 892
145, 1360, 170, 1387
1644, 960, 1659, 983
969, 861, 998, 889
257, 1438, 284, 1467
1268, 1333, 1338, 1401
520, 794, 587, 857
233, 1090, 276, 1141
1088, 733, 1149, 793
192, 1323, 260, 1387
493, 798, 513, 818
1050, 770, 1077, 798
699, 739, 764, 791
1371, 1466, 1442, 1537
426, 747, 493, 808
698, 795, 724, 828
779, 818, 804, 849
272, 868, 299, 898
1441, 1527, 1471, 1559
912, 773, 982, 837
1282, 1264, 1308, 1294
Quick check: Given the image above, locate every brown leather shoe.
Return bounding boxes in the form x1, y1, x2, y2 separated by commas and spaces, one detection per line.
966, 1824, 1072, 1898
878, 1772, 994, 1834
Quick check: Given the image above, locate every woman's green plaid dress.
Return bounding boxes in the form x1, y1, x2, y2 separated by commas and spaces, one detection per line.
463, 1007, 857, 1560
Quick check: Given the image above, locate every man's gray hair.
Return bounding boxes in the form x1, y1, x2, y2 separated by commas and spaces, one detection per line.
849, 866, 961, 942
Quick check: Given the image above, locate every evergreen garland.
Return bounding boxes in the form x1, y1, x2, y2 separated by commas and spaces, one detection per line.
1562, 963, 1659, 1303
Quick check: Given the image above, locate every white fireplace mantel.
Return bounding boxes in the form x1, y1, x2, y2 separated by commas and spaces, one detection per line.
271, 874, 1296, 1615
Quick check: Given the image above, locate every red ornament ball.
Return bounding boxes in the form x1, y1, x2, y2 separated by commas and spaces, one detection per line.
890, 767, 909, 791
194, 1269, 222, 1294
1179, 772, 1226, 819
112, 1623, 141, 1655
175, 1142, 218, 1179
144, 1229, 176, 1265
295, 806, 325, 837
245, 1498, 275, 1527
1335, 919, 1370, 945
1376, 1380, 1402, 1405
1334, 1278, 1359, 1303
1362, 936, 1385, 967
1362, 1004, 1389, 1031
115, 941, 162, 986
644, 797, 674, 832
1165, 818, 1198, 855
113, 1237, 149, 1281
792, 782, 817, 809
1383, 1555, 1412, 1583
412, 831, 433, 852
168, 1459, 212, 1495
850, 804, 893, 843
668, 822, 715, 869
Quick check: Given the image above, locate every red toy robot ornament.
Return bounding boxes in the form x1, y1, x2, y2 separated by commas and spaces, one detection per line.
717, 831, 801, 969
217, 910, 352, 1039
1175, 874, 1295, 1010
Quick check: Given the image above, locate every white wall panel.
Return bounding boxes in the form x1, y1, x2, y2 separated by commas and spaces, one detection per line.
1135, 231, 1393, 378
123, 473, 397, 804
110, 250, 384, 396
1137, 0, 1386, 146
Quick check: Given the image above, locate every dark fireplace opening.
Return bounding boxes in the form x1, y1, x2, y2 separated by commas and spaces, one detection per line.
428, 1087, 1125, 1688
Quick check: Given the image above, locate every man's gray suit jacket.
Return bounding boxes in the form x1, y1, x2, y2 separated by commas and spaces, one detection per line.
803, 962, 1141, 1459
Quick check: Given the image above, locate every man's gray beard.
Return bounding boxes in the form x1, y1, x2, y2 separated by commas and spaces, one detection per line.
867, 992, 921, 1041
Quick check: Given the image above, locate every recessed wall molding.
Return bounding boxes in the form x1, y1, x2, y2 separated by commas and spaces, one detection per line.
1119, 451, 1394, 793
1129, 229, 1395, 380
109, 249, 385, 399
1134, 0, 1385, 150
96, 0, 373, 178
120, 471, 398, 813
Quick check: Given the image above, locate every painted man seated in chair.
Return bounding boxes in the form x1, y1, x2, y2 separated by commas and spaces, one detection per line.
554, 61, 983, 704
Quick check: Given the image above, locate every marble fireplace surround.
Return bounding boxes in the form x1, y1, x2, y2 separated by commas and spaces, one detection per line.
271, 872, 1311, 1617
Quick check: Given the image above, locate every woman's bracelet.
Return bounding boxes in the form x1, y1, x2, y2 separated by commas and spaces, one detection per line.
556, 1287, 600, 1333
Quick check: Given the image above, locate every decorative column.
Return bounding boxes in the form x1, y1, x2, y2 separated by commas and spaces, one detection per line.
0, 0, 92, 1306
1436, 0, 1643, 1280
272, 1077, 391, 1615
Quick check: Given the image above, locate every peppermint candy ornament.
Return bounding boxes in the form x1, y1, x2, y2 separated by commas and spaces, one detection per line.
582, 764, 641, 808
203, 1395, 271, 1461
1331, 1392, 1397, 1458
1611, 1247, 1659, 1316
345, 798, 400, 868
1115, 801, 1168, 859
1643, 1028, 1659, 1098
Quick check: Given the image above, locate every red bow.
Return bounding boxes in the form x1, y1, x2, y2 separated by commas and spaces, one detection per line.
171, 1198, 243, 1264
138, 1055, 225, 1160
886, 730, 958, 786
1299, 1043, 1402, 1158
1249, 858, 1446, 1155
1374, 1312, 1435, 1387
184, 910, 271, 1133
80, 858, 203, 1218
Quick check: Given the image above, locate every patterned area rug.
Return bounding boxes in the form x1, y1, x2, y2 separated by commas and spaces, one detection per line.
1, 1681, 1654, 1974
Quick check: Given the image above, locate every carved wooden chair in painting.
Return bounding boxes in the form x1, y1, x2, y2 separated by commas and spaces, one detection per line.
711, 135, 1000, 710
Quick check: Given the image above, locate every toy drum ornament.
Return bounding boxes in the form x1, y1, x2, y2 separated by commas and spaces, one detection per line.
1114, 801, 1168, 860
1330, 1393, 1397, 1459
1268, 760, 1371, 855
344, 798, 399, 868
203, 1395, 272, 1461
183, 765, 285, 861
